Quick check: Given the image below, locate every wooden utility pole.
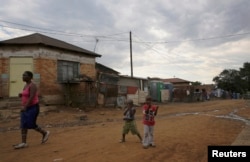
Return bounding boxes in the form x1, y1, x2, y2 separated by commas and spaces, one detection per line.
130, 31, 133, 77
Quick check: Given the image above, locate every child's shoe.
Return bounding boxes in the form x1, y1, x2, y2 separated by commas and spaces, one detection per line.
13, 143, 28, 149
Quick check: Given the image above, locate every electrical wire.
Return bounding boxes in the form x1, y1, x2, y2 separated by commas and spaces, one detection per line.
1, 19, 250, 44
132, 32, 215, 79
0, 19, 129, 40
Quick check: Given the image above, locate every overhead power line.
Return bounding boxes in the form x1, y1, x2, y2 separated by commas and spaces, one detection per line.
132, 33, 209, 77
132, 32, 250, 44
0, 19, 129, 40
1, 19, 250, 44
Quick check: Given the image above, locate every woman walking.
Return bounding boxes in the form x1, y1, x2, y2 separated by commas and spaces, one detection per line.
13, 71, 50, 149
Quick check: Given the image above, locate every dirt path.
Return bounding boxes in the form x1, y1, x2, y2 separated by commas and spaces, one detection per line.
0, 99, 249, 162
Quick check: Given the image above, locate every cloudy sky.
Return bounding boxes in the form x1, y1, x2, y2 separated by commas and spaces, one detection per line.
0, 0, 250, 84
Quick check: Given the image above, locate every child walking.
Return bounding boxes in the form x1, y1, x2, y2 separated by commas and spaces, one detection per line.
142, 96, 159, 149
120, 99, 142, 143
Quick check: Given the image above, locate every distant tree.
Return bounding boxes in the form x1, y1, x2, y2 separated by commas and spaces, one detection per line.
213, 69, 244, 93
239, 62, 250, 91
213, 62, 250, 94
191, 81, 202, 86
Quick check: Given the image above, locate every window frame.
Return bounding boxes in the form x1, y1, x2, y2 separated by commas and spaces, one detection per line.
57, 60, 80, 83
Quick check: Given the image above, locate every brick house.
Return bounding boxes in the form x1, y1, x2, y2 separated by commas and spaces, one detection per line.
0, 33, 101, 105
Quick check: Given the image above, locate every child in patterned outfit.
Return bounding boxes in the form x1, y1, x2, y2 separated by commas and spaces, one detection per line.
142, 96, 159, 149
120, 99, 142, 143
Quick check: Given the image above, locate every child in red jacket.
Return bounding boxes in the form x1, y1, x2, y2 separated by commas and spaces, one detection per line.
142, 96, 159, 149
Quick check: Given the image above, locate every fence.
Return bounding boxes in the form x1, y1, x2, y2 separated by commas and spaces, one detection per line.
63, 81, 149, 108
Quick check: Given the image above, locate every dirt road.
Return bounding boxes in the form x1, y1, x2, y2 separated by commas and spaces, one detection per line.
1, 99, 249, 162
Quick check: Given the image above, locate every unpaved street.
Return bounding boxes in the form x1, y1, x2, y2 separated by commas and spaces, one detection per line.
1, 99, 250, 162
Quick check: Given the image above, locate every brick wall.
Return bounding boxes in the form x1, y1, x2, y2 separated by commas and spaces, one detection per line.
34, 58, 62, 94
34, 58, 65, 104
80, 63, 96, 79
0, 58, 9, 97
0, 58, 9, 73
0, 58, 2, 74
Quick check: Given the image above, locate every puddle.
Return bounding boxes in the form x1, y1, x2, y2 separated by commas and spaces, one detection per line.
174, 112, 200, 116
160, 108, 250, 125
157, 112, 200, 119
215, 109, 250, 125
200, 109, 250, 125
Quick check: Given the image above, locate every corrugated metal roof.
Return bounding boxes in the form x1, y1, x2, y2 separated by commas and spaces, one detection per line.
0, 33, 101, 57
96, 62, 120, 75
119, 75, 148, 80
162, 78, 191, 83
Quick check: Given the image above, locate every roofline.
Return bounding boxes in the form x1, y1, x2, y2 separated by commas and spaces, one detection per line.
119, 75, 148, 80
96, 62, 120, 74
0, 33, 101, 57
1, 43, 101, 57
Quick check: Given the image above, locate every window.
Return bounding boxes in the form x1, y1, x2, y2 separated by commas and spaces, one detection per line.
57, 60, 79, 83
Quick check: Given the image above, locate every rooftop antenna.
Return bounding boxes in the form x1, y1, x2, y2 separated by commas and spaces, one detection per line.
94, 38, 99, 52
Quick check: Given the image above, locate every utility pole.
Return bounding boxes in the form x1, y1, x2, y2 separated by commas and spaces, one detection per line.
130, 31, 133, 77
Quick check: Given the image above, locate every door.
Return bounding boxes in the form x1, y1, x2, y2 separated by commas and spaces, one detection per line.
9, 57, 33, 97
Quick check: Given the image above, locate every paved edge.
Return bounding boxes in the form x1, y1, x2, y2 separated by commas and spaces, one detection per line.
231, 125, 250, 145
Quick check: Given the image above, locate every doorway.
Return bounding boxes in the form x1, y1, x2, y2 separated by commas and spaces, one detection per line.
9, 57, 33, 97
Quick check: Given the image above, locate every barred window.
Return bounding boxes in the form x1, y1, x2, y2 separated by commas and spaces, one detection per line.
57, 60, 79, 83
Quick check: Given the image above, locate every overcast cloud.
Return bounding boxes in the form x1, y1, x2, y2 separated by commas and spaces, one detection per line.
0, 0, 250, 84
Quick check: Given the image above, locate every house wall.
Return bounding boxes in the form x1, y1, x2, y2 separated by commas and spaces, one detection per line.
0, 57, 9, 97
34, 58, 60, 94
118, 77, 149, 105
0, 57, 8, 74
118, 77, 139, 87
173, 83, 190, 86
80, 63, 96, 79
0, 45, 97, 104
118, 77, 149, 91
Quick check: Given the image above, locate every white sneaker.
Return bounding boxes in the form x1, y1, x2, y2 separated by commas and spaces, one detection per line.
13, 143, 28, 149
42, 131, 50, 143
